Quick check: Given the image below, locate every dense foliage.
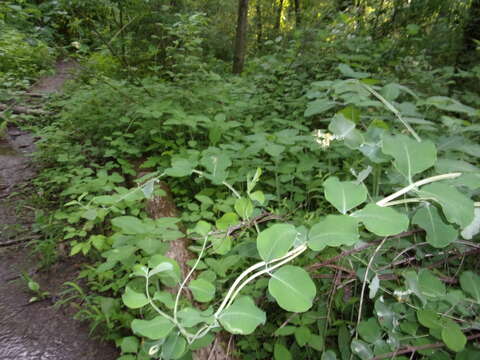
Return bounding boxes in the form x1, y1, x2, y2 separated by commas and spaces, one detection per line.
2, 1, 480, 359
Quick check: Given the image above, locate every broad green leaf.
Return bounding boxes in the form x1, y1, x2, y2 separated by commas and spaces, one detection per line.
165, 158, 196, 177
188, 279, 215, 303
419, 183, 474, 228
274, 342, 292, 360
412, 205, 458, 248
459, 271, 480, 302
137, 238, 167, 255
308, 334, 324, 351
382, 134, 436, 180
216, 212, 239, 230
153, 291, 175, 309
210, 235, 232, 255
294, 326, 312, 347
112, 216, 147, 235
418, 269, 446, 298
200, 150, 231, 184
268, 265, 316, 312
234, 197, 253, 220
374, 298, 397, 331
122, 286, 149, 309
442, 320, 466, 352
308, 215, 359, 250
177, 307, 212, 328
304, 99, 336, 117
218, 296, 266, 335
323, 176, 367, 214
131, 316, 174, 340
403, 271, 427, 305
265, 142, 286, 157
352, 204, 409, 236
274, 326, 297, 336
417, 309, 442, 330
328, 115, 364, 149
257, 224, 297, 262
161, 332, 186, 360
148, 255, 181, 287
358, 318, 382, 343
120, 336, 139, 354
350, 339, 374, 360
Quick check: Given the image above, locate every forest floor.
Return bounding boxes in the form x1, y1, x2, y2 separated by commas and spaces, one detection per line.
0, 60, 117, 360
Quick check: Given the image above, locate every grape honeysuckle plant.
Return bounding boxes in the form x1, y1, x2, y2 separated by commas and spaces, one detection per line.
120, 131, 478, 358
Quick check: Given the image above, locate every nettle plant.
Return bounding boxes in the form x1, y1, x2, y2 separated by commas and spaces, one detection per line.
115, 127, 479, 359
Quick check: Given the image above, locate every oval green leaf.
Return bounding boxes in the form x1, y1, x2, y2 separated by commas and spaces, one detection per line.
131, 316, 174, 340
382, 134, 437, 180
122, 286, 149, 309
459, 271, 480, 302
188, 279, 216, 303
308, 215, 359, 250
352, 203, 409, 236
419, 183, 474, 229
412, 205, 458, 248
442, 320, 466, 352
323, 177, 367, 214
218, 296, 266, 335
268, 265, 316, 312
257, 224, 297, 262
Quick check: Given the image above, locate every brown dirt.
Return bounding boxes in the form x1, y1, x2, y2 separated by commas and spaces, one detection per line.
0, 61, 118, 360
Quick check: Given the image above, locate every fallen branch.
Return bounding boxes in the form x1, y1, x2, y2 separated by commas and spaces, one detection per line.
0, 234, 41, 247
0, 104, 47, 116
371, 333, 480, 360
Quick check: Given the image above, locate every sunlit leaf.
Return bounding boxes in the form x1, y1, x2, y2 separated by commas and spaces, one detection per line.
419, 183, 474, 228
323, 176, 367, 214
442, 320, 466, 352
352, 204, 409, 236
257, 224, 297, 262
218, 296, 266, 335
188, 279, 215, 303
308, 215, 359, 250
412, 205, 458, 248
131, 316, 174, 340
382, 134, 436, 180
268, 265, 316, 312
459, 271, 480, 302
122, 286, 149, 309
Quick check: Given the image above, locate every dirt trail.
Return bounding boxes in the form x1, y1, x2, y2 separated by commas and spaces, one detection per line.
0, 60, 117, 360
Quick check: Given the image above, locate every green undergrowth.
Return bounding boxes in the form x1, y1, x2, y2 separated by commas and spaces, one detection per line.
29, 25, 480, 360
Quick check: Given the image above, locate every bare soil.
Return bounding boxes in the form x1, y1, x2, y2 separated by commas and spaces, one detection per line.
0, 61, 118, 360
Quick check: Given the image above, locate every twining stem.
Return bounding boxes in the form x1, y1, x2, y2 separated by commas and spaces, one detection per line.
354, 237, 388, 340
173, 235, 209, 323
221, 244, 308, 311
359, 81, 422, 142
376, 172, 462, 207
214, 243, 307, 317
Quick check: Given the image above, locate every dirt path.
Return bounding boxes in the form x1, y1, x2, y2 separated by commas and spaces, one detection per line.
0, 61, 117, 360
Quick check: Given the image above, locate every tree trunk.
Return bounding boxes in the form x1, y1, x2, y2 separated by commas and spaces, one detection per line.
463, 0, 480, 53
294, 0, 301, 27
256, 2, 263, 49
232, 0, 250, 74
275, 0, 284, 32
139, 174, 236, 360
